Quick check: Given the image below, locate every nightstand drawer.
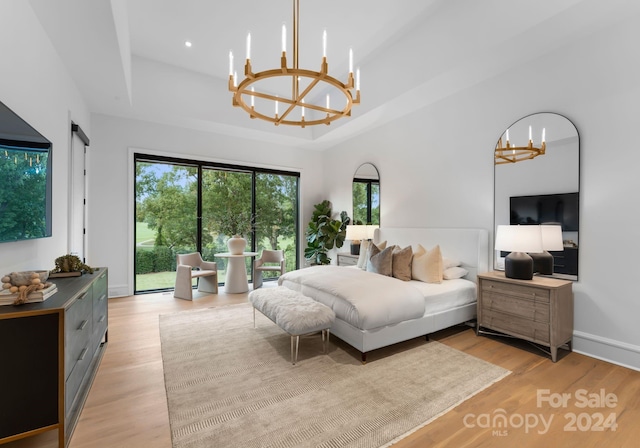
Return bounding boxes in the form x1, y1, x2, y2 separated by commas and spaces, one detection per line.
482, 309, 550, 344
482, 292, 550, 323
337, 253, 358, 266
481, 280, 550, 303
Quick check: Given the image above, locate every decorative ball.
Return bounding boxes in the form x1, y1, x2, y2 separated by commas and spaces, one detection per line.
1, 276, 10, 283
9, 286, 18, 293
18, 285, 27, 292
2, 282, 11, 289
31, 278, 41, 285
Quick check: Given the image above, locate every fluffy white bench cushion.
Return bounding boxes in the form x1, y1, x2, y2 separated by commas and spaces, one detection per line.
249, 287, 335, 335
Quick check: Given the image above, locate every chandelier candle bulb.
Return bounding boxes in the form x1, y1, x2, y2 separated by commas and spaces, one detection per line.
323, 29, 327, 58
356, 68, 360, 91
228, 51, 234, 77
282, 24, 286, 53
529, 125, 532, 142
246, 32, 251, 60
250, 87, 255, 107
542, 128, 546, 142
349, 48, 353, 74
326, 94, 330, 110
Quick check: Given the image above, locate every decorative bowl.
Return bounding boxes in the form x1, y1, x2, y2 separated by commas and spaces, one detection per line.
8, 270, 49, 286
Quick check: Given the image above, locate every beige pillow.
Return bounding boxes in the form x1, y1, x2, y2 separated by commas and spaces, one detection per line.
392, 245, 413, 281
411, 244, 443, 283
366, 245, 394, 276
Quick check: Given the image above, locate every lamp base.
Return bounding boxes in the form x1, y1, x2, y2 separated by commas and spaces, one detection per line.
505, 252, 534, 280
350, 242, 361, 256
530, 251, 554, 275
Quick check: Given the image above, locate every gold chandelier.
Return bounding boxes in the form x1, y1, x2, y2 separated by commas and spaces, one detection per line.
495, 126, 546, 165
228, 0, 360, 127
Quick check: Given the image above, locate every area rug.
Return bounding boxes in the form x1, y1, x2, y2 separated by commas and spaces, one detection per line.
159, 304, 509, 448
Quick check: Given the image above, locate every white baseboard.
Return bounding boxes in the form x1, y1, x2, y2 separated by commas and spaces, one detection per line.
108, 284, 130, 298
573, 330, 640, 372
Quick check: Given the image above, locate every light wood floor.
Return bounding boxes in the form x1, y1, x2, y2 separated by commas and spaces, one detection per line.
8, 288, 640, 448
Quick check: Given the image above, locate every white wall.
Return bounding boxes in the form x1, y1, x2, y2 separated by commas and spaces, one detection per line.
0, 1, 90, 275
323, 13, 640, 369
87, 114, 325, 297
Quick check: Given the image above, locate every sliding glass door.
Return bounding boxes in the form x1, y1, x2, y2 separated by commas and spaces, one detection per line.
134, 154, 299, 294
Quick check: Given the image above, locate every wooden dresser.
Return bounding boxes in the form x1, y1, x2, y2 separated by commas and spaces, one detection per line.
0, 268, 108, 447
476, 271, 573, 362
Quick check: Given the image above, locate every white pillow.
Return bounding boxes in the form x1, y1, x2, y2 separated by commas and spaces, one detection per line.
443, 257, 462, 269
443, 266, 469, 280
356, 240, 370, 269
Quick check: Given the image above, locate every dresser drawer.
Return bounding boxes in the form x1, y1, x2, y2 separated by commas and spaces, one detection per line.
65, 339, 94, 416
65, 288, 93, 377
482, 309, 550, 344
482, 292, 550, 323
481, 279, 550, 303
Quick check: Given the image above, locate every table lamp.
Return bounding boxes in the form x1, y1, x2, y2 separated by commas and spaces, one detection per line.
495, 225, 543, 280
345, 225, 367, 255
530, 224, 564, 275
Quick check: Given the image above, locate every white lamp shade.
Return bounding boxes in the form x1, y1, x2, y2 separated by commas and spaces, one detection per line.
345, 225, 367, 241
540, 225, 564, 251
495, 225, 543, 253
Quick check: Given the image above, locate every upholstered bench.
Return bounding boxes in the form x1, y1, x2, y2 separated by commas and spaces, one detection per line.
248, 287, 335, 365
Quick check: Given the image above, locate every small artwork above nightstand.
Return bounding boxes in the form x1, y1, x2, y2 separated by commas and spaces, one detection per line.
476, 271, 574, 362
337, 253, 359, 266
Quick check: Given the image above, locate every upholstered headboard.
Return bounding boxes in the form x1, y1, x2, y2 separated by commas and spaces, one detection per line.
373, 227, 489, 283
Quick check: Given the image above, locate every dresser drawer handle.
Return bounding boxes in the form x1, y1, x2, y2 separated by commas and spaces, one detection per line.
78, 348, 87, 361
98, 315, 106, 323
99, 272, 106, 280
98, 294, 106, 302
79, 292, 88, 300
78, 320, 88, 331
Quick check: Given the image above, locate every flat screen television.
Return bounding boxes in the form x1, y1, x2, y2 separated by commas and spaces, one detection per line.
510, 192, 579, 231
0, 101, 52, 243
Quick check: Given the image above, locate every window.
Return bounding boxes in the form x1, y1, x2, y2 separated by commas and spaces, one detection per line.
134, 154, 299, 293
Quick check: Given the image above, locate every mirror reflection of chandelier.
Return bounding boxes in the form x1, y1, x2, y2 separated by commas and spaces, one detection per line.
495, 126, 546, 165
228, 0, 360, 127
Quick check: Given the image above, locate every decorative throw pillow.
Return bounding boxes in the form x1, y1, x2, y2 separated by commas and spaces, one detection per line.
411, 244, 443, 283
366, 245, 394, 276
392, 245, 413, 281
443, 266, 469, 280
360, 240, 387, 270
443, 257, 462, 269
356, 240, 371, 269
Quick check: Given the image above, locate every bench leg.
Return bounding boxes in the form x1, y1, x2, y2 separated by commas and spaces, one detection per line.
322, 329, 330, 353
291, 335, 300, 365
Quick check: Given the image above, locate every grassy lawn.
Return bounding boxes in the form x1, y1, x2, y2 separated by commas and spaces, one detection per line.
136, 222, 156, 246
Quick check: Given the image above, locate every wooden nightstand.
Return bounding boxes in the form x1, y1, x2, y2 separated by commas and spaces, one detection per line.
337, 253, 359, 266
476, 271, 573, 362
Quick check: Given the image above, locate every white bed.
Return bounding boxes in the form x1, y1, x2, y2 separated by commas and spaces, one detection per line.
279, 227, 489, 361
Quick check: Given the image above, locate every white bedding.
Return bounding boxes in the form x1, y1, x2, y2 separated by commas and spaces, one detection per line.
408, 278, 477, 315
278, 265, 476, 331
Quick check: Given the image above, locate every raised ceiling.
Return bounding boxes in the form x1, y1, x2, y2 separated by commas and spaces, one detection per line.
27, 0, 640, 150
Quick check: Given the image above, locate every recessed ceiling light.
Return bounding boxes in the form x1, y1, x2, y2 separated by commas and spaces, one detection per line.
185, 41, 192, 48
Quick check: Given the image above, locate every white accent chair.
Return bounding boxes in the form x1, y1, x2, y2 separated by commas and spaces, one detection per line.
174, 252, 218, 300
253, 250, 285, 289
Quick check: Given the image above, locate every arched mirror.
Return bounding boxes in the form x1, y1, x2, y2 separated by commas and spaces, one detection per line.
352, 163, 380, 225
494, 112, 580, 280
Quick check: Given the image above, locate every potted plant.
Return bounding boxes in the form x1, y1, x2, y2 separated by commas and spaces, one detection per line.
215, 211, 255, 254
304, 200, 350, 265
